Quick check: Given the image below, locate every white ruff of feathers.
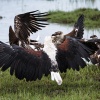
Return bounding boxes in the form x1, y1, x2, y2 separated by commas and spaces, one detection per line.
43, 36, 62, 85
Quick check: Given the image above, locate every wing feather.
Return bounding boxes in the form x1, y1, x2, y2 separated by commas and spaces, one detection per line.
14, 10, 49, 43
74, 14, 84, 39
66, 14, 84, 39
56, 37, 96, 73
0, 41, 51, 81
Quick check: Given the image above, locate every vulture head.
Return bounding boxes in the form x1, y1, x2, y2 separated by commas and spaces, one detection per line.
51, 31, 65, 46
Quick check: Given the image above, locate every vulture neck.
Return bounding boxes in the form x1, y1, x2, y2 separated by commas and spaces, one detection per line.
43, 36, 62, 85
43, 36, 57, 62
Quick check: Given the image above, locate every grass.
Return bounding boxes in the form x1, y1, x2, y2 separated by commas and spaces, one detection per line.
48, 8, 100, 28
0, 65, 100, 100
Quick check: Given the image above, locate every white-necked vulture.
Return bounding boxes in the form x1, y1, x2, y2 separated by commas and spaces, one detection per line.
87, 37, 100, 66
0, 13, 99, 86
0, 36, 62, 85
51, 14, 84, 46
55, 36, 98, 73
51, 14, 99, 73
0, 10, 62, 85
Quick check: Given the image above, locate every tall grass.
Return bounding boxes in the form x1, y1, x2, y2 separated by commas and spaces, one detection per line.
48, 8, 100, 28
0, 65, 100, 100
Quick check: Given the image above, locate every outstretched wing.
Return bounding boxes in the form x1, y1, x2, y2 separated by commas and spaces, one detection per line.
56, 37, 96, 73
79, 38, 99, 51
85, 38, 100, 65
14, 10, 49, 43
74, 14, 84, 39
0, 41, 51, 81
66, 14, 84, 39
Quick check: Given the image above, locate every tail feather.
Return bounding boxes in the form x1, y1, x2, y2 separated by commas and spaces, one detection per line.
51, 71, 62, 85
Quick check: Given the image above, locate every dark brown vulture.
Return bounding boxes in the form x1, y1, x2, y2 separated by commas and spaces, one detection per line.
0, 34, 98, 85
0, 10, 62, 85
0, 13, 99, 85
55, 36, 98, 73
51, 14, 99, 73
0, 37, 62, 85
51, 14, 84, 47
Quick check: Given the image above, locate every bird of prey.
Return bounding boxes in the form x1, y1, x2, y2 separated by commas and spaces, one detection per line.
51, 14, 84, 46
51, 14, 99, 73
0, 10, 62, 85
0, 13, 99, 86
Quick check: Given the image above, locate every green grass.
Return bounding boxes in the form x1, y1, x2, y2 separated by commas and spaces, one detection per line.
0, 65, 100, 100
48, 8, 100, 28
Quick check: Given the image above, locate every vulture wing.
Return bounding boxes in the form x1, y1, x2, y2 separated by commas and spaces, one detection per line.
66, 14, 84, 39
56, 37, 96, 73
0, 41, 51, 81
79, 38, 99, 51
14, 10, 49, 43
74, 14, 84, 39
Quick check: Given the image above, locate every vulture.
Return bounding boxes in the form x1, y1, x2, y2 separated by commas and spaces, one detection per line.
51, 14, 99, 73
65, 14, 84, 39
0, 10, 62, 85
0, 13, 99, 86
51, 14, 84, 46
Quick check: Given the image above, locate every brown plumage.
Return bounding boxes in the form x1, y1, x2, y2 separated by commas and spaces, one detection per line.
9, 10, 49, 46
51, 14, 99, 73
56, 36, 99, 73
51, 14, 84, 45
66, 14, 84, 38
0, 41, 52, 81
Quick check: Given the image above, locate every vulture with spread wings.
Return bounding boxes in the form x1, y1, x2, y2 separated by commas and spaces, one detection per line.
0, 13, 99, 85
51, 14, 84, 46
51, 14, 99, 73
0, 10, 62, 85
